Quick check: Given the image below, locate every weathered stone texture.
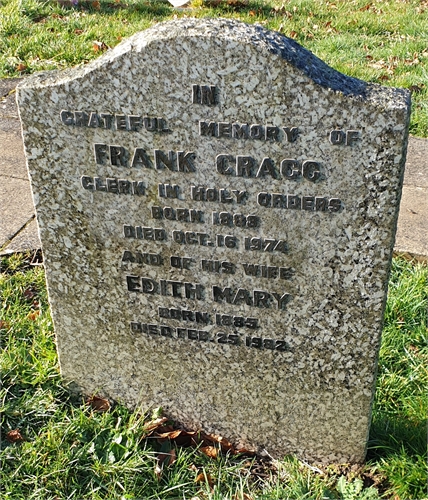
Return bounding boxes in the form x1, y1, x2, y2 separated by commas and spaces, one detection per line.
17, 19, 410, 463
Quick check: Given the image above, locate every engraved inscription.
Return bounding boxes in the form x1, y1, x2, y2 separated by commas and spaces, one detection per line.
159, 307, 210, 324
81, 176, 145, 195
122, 250, 162, 266
61, 110, 170, 132
127, 276, 204, 300
199, 121, 298, 142
192, 85, 219, 105
191, 186, 247, 203
130, 321, 291, 353
94, 144, 196, 172
124, 225, 166, 240
201, 259, 235, 274
329, 129, 360, 146
152, 206, 204, 223
212, 287, 292, 310
212, 211, 259, 228
242, 264, 294, 280
158, 183, 180, 198
257, 192, 342, 212
215, 314, 258, 329
170, 256, 195, 269
216, 155, 322, 181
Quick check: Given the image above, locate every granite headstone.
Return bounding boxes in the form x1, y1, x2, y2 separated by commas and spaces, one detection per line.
17, 19, 410, 463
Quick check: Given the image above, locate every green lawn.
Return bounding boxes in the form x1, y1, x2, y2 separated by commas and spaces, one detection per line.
0, 0, 427, 136
1, 254, 427, 499
1, 1, 427, 497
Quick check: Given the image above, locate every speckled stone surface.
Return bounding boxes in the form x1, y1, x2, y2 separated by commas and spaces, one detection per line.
17, 19, 410, 464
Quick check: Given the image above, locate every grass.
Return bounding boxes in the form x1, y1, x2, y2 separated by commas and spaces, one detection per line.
1, 253, 427, 499
0, 0, 427, 136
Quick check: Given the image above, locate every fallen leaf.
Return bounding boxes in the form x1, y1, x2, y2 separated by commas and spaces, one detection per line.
159, 448, 177, 466
156, 429, 182, 440
74, 29, 84, 35
226, 0, 248, 6
360, 3, 371, 11
23, 288, 36, 300
92, 40, 108, 52
195, 472, 214, 487
234, 493, 253, 500
200, 445, 218, 458
92, 0, 100, 9
6, 429, 24, 443
200, 432, 234, 451
408, 85, 424, 93
86, 395, 110, 412
154, 448, 176, 479
0, 321, 10, 330
27, 310, 40, 321
16, 63, 27, 72
143, 416, 168, 433
289, 31, 298, 39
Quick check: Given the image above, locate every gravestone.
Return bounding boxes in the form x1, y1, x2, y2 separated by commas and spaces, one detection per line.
17, 19, 410, 463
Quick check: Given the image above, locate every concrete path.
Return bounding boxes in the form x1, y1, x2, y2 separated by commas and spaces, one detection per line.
1, 78, 427, 261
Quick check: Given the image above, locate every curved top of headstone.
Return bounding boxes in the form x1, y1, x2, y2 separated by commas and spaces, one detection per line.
18, 18, 409, 109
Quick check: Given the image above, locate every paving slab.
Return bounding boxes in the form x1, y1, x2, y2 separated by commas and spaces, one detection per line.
0, 130, 28, 180
0, 177, 37, 245
1, 217, 40, 255
394, 186, 428, 261
1, 77, 40, 254
404, 136, 428, 188
394, 136, 428, 262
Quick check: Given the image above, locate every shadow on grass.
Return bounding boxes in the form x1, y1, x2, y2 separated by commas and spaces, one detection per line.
367, 412, 427, 460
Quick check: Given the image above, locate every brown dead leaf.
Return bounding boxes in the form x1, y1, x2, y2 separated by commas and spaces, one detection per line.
92, 40, 108, 52
16, 63, 27, 72
200, 445, 218, 458
6, 429, 24, 443
195, 472, 214, 487
200, 432, 234, 452
408, 85, 424, 94
249, 10, 255, 16
226, 0, 248, 6
27, 310, 40, 321
156, 429, 182, 440
234, 445, 256, 455
74, 29, 84, 35
289, 31, 298, 39
23, 288, 36, 300
143, 416, 168, 434
0, 321, 10, 330
155, 448, 177, 480
234, 494, 253, 500
92, 0, 100, 9
158, 448, 177, 467
86, 395, 110, 412
360, 3, 371, 11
